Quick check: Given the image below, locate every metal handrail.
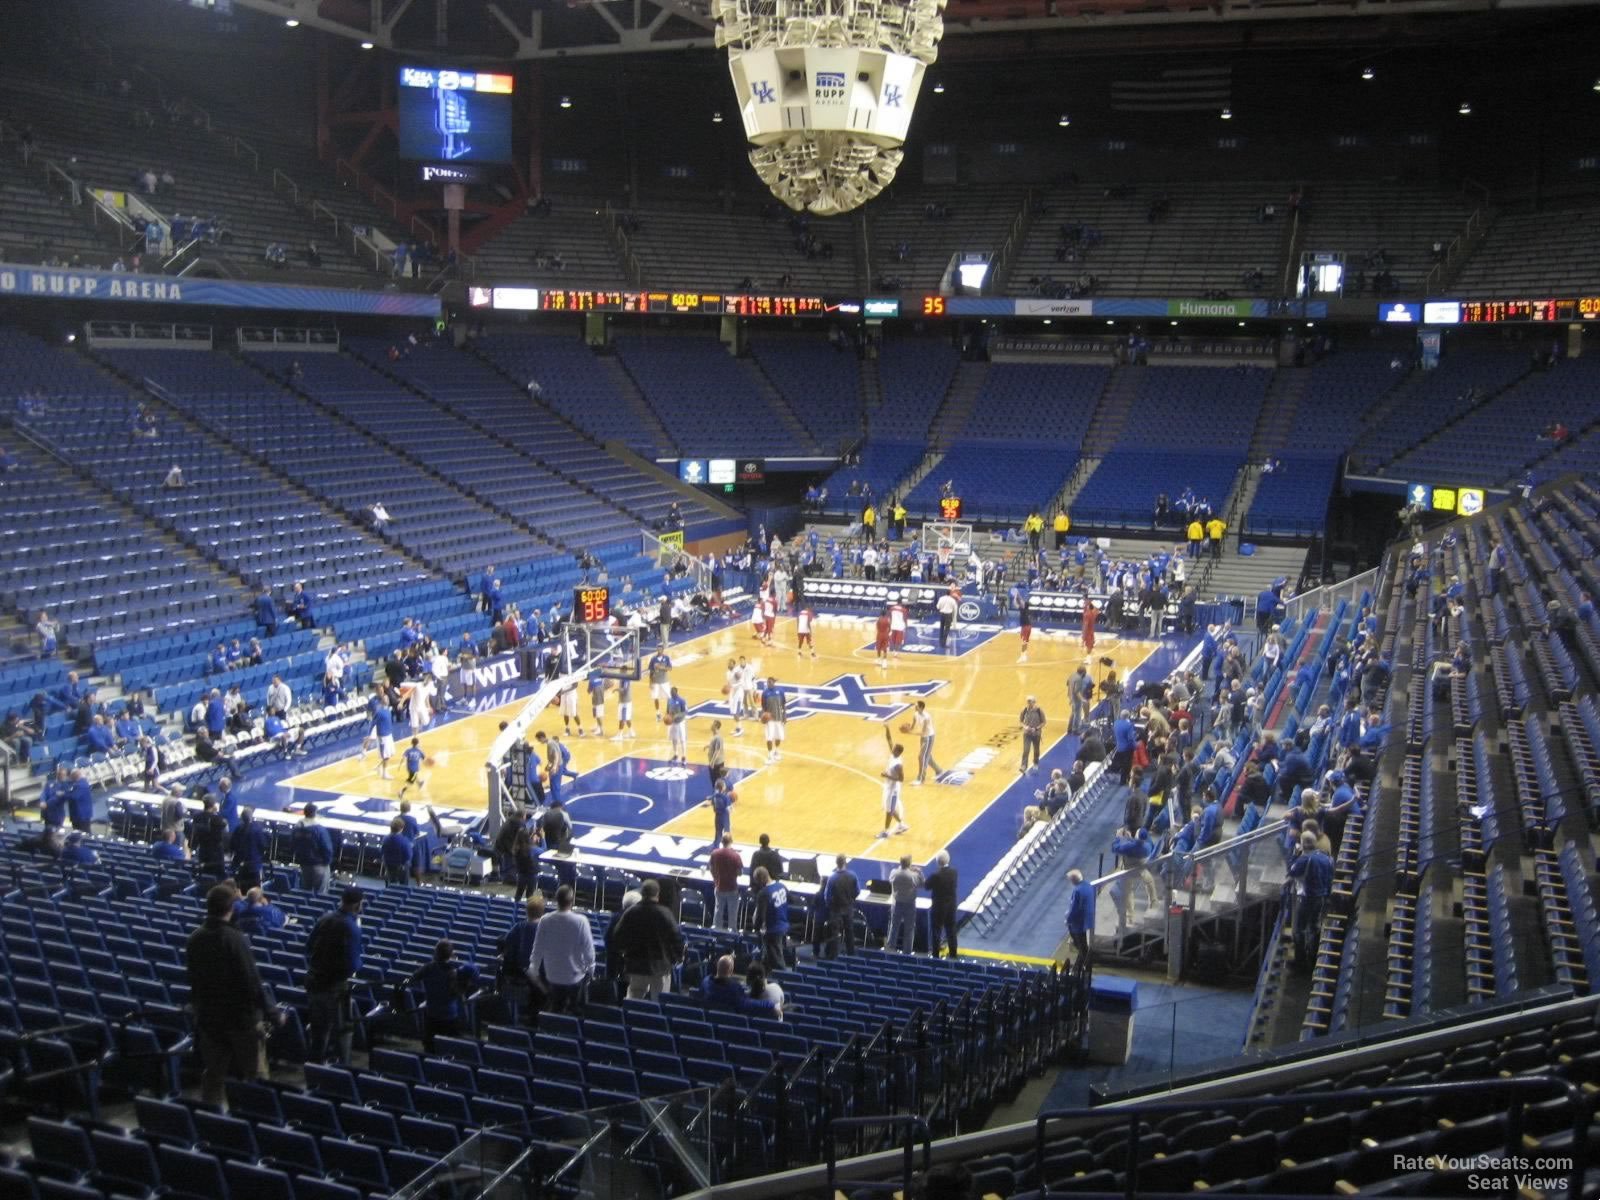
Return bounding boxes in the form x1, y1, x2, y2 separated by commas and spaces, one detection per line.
1037, 1074, 1587, 1200
271, 168, 297, 205
825, 1115, 931, 1199
229, 136, 258, 172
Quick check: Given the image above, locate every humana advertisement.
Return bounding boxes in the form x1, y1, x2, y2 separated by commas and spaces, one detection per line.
1166, 298, 1255, 318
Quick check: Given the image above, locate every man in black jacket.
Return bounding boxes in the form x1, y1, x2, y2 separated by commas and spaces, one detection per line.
750, 833, 784, 882
493, 807, 525, 882
540, 799, 572, 854
924, 851, 959, 958
607, 880, 684, 999
189, 795, 229, 878
824, 854, 860, 956
186, 883, 280, 1107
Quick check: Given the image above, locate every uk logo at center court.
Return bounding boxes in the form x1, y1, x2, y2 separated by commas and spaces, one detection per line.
685, 672, 945, 724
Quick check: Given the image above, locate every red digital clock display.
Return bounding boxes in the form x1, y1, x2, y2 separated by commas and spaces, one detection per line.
573, 586, 611, 624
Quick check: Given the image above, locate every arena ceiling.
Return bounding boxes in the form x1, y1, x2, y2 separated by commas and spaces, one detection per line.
223, 0, 1600, 59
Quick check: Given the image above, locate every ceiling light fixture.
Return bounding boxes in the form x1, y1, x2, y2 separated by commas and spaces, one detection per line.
1361, 67, 1375, 81
559, 96, 573, 110
1458, 100, 1472, 115
284, 18, 300, 27
360, 40, 374, 49
1219, 107, 1233, 120
1057, 113, 1070, 127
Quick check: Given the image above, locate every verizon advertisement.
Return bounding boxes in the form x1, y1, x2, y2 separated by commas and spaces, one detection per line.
1014, 298, 1094, 317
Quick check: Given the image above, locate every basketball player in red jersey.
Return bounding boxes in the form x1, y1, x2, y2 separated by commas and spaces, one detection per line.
888, 599, 908, 656
760, 590, 777, 645
1082, 598, 1098, 655
874, 609, 892, 668
795, 607, 818, 658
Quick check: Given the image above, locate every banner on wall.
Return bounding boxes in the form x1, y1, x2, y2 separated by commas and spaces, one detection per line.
1418, 328, 1441, 370
0, 266, 441, 317
1015, 298, 1094, 317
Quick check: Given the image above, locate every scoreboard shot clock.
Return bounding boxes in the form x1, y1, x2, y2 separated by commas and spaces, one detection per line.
938, 495, 964, 521
573, 584, 611, 624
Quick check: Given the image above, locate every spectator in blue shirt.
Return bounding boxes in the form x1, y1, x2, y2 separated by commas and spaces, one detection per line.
1286, 830, 1333, 971
1321, 770, 1362, 849
288, 583, 315, 630
214, 777, 239, 832
36, 610, 58, 658
752, 866, 790, 970
1109, 827, 1156, 925
86, 714, 116, 753
710, 777, 735, 843
63, 766, 94, 832
235, 887, 288, 937
382, 817, 415, 886
700, 954, 778, 1015
1064, 869, 1095, 970
1275, 733, 1314, 805
40, 764, 72, 828
152, 829, 189, 864
1110, 710, 1138, 784
407, 938, 479, 1052
204, 689, 227, 738
498, 895, 546, 1023
51, 670, 84, 713
254, 585, 278, 636
292, 803, 335, 894
59, 831, 98, 867
397, 798, 422, 840
230, 807, 269, 889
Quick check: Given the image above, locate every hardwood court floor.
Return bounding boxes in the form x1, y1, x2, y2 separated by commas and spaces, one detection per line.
283, 615, 1157, 868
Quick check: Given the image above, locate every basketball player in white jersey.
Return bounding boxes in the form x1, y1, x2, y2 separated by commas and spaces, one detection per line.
613, 675, 635, 740
877, 732, 908, 838
559, 681, 581, 735
749, 596, 766, 644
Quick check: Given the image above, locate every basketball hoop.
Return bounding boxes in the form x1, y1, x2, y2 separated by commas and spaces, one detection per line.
920, 520, 974, 560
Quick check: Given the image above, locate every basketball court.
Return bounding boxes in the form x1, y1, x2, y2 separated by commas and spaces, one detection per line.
275, 607, 1184, 894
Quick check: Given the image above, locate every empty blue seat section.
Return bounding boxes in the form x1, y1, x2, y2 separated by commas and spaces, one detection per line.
345, 336, 724, 537
613, 335, 812, 458
1246, 455, 1341, 537
904, 441, 1079, 523
473, 331, 667, 455
1351, 347, 1530, 470
749, 334, 861, 452
957, 361, 1108, 444
98, 348, 538, 578
867, 336, 960, 441
6, 333, 423, 606
1074, 450, 1240, 528
1071, 365, 1270, 524
1389, 355, 1600, 486
817, 442, 926, 517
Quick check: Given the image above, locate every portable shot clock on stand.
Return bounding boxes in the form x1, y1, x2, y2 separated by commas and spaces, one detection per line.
574, 584, 611, 625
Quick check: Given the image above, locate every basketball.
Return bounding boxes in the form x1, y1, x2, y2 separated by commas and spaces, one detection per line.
899, 722, 914, 734
721, 684, 731, 695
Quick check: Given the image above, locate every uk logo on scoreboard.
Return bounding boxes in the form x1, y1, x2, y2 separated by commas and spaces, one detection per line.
685, 672, 945, 724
